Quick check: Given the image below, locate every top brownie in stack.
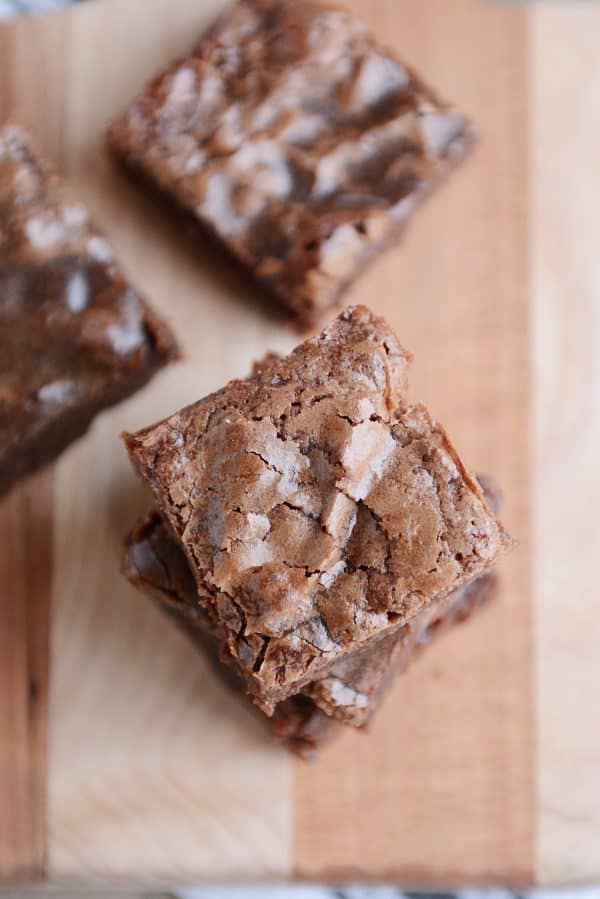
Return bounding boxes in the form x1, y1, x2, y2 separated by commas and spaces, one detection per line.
108, 0, 476, 329
0, 122, 179, 496
124, 306, 509, 712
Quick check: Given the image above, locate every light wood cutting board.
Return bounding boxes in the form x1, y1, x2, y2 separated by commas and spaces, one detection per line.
1, 0, 599, 887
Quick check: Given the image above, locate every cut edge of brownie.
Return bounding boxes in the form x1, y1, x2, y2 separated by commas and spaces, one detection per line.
0, 352, 175, 497
108, 119, 475, 334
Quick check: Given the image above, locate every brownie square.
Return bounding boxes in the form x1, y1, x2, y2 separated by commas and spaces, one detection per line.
108, 0, 475, 329
124, 306, 508, 711
0, 122, 179, 496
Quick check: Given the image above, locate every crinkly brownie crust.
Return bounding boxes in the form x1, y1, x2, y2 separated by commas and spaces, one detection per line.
108, 0, 475, 328
124, 306, 508, 709
122, 510, 338, 756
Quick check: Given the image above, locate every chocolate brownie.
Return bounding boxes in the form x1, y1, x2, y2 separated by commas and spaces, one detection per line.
0, 122, 179, 496
121, 509, 339, 757
108, 0, 476, 329
122, 500, 498, 751
280, 570, 497, 738
124, 306, 509, 712
270, 696, 338, 758
305, 477, 502, 724
304, 572, 497, 725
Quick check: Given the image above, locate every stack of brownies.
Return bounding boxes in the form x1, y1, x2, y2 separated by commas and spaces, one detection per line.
123, 306, 510, 755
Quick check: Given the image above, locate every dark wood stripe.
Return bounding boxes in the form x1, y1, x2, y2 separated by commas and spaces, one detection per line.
0, 472, 53, 882
0, 25, 14, 121
0, 16, 67, 883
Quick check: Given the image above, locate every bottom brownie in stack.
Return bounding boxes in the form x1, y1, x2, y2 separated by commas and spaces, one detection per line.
121, 307, 510, 756
123, 478, 501, 758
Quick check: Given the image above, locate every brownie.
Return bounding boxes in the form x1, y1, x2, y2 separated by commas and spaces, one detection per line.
108, 0, 476, 329
304, 571, 497, 725
0, 122, 179, 496
124, 306, 509, 712
122, 500, 498, 752
270, 696, 338, 759
306, 477, 502, 724
122, 509, 338, 756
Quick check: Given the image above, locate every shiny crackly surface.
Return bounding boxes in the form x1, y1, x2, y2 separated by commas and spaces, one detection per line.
0, 123, 176, 471
305, 477, 502, 723
122, 510, 336, 755
125, 306, 508, 705
109, 0, 475, 325
305, 570, 497, 724
123, 503, 497, 734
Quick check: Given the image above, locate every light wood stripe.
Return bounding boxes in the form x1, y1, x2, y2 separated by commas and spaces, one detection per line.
531, 3, 600, 885
46, 0, 294, 882
294, 0, 535, 883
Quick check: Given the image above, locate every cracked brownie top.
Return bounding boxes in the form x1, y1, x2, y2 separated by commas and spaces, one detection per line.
0, 122, 178, 487
108, 0, 475, 328
124, 306, 508, 706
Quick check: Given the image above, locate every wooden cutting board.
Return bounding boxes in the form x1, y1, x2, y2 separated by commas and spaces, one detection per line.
1, 0, 599, 887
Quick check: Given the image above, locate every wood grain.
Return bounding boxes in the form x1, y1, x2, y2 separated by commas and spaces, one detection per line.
0, 473, 52, 882
1, 0, 599, 886
531, 3, 600, 885
47, 0, 294, 884
0, 14, 67, 883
